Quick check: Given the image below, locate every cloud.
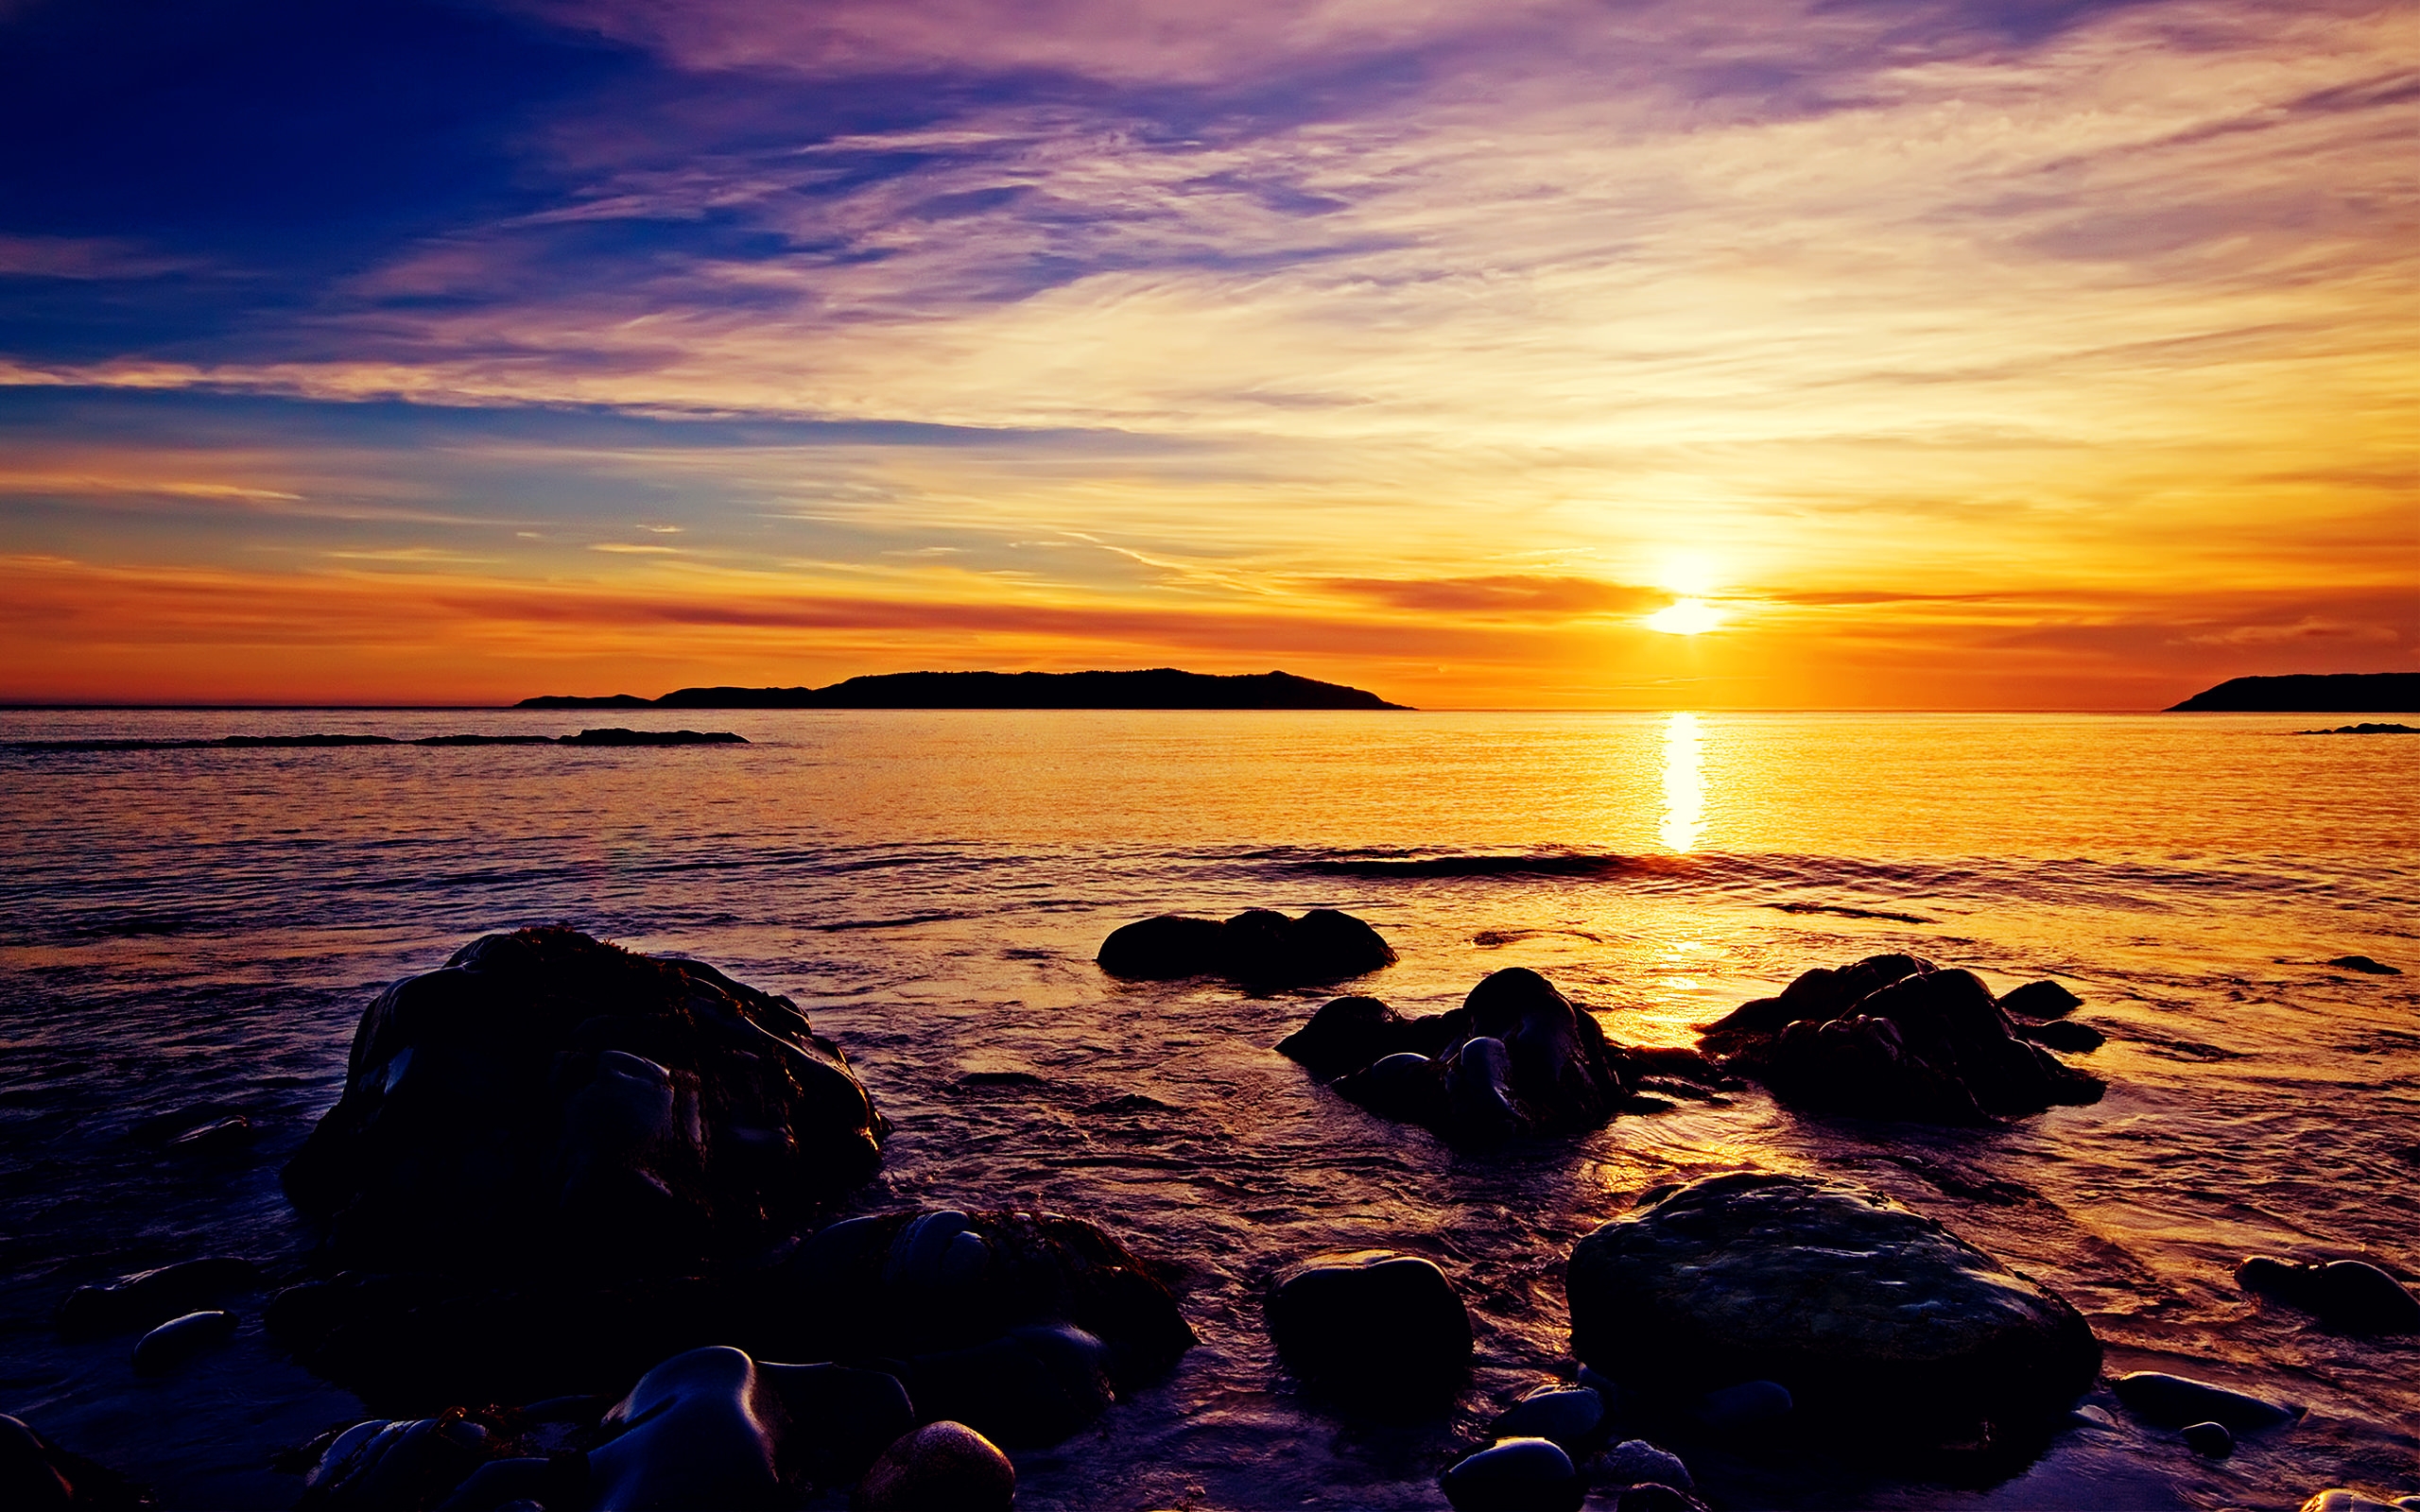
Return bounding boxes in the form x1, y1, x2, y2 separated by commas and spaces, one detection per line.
1315, 574, 1660, 617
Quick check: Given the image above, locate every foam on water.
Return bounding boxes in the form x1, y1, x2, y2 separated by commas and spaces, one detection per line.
1, 709, 2414, 1508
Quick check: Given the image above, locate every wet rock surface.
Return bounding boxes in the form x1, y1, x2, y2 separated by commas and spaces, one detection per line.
1280, 969, 1686, 1143
0, 1414, 149, 1510
1698, 954, 2104, 1123
1567, 1173, 2100, 1455
1439, 1436, 1584, 1512
269, 1206, 1191, 1442
1267, 1249, 1472, 1412
852, 1420, 1015, 1511
282, 927, 887, 1272
2111, 1370, 2300, 1431
1097, 907, 1396, 986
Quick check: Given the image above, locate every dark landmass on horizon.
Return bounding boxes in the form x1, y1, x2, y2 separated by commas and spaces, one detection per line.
2169, 673, 2420, 712
6, 729, 746, 752
518, 668, 1412, 711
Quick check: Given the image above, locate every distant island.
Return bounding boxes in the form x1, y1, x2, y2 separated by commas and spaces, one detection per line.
2169, 672, 2420, 712
517, 669, 1412, 711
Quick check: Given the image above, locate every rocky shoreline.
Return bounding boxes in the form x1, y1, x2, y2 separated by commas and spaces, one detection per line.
9, 917, 2416, 1512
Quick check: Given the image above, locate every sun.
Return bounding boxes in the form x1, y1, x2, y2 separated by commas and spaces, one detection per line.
1645, 597, 1723, 635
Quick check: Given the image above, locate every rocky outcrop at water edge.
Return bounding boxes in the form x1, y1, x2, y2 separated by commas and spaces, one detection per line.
1098, 906, 1397, 986
1698, 954, 2104, 1123
1567, 1172, 2100, 1458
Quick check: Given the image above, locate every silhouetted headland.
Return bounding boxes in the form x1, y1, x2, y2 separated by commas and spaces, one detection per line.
519, 668, 1410, 711
2169, 672, 2419, 712
8, 728, 745, 751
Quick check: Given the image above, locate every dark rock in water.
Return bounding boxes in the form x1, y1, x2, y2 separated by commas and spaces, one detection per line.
1567, 1173, 2099, 1453
1693, 1379, 1793, 1432
1, 1414, 148, 1510
1269, 1249, 1472, 1411
586, 1347, 914, 1507
282, 927, 886, 1272
1601, 1439, 1692, 1489
1700, 956, 2103, 1124
2182, 1420, 2235, 1458
1098, 907, 1395, 986
272, 1207, 1191, 1442
2296, 1493, 2419, 1512
1284, 969, 1662, 1144
1488, 1385, 1604, 1449
2014, 1019, 2105, 1054
57, 1256, 261, 1336
2111, 1371, 2299, 1431
2239, 1256, 2420, 1333
853, 1421, 1015, 1512
297, 1408, 530, 1510
1438, 1437, 1583, 1512
559, 728, 748, 746
1999, 980, 2083, 1020
130, 1310, 237, 1375
2327, 954, 2403, 975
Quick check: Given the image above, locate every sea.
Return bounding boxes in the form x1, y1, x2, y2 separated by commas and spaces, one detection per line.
1, 708, 2413, 1510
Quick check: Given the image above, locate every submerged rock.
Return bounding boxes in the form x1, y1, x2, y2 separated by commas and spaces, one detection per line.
1488, 1386, 1605, 1449
1699, 955, 2103, 1123
130, 1310, 237, 1375
1282, 969, 1664, 1143
1098, 907, 1396, 986
853, 1421, 1014, 1512
1440, 1437, 1583, 1512
1998, 980, 2083, 1019
2239, 1256, 2420, 1334
282, 927, 886, 1272
57, 1256, 261, 1336
2111, 1371, 2299, 1431
1567, 1173, 2099, 1452
1269, 1249, 1472, 1412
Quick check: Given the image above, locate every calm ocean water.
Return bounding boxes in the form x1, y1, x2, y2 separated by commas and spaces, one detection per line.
2, 709, 2414, 1509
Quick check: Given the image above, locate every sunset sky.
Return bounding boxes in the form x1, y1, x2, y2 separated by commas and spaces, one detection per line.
2, 0, 2413, 708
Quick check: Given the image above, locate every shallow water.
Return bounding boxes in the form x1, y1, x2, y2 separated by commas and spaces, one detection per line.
1, 709, 2414, 1509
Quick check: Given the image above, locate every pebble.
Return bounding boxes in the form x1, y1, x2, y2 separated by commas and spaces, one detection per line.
130, 1310, 237, 1375
1438, 1437, 1582, 1512
2182, 1420, 2234, 1458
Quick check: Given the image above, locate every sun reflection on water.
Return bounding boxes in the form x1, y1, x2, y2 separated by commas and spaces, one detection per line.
1660, 711, 1703, 852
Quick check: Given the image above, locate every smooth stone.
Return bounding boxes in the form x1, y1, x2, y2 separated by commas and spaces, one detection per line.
303, 1414, 504, 1509
1336, 1052, 1448, 1127
1569, 1173, 2098, 1443
1601, 1439, 1691, 1489
1444, 1037, 1520, 1143
1999, 981, 2083, 1019
1269, 1249, 1472, 1411
1488, 1386, 1603, 1448
903, 1322, 1115, 1448
1438, 1437, 1582, 1512
590, 1346, 915, 1507
1279, 996, 1417, 1079
1694, 1379, 1793, 1431
2182, 1421, 2235, 1458
1098, 908, 1396, 986
2112, 1372, 2299, 1431
2238, 1256, 2420, 1333
130, 1310, 237, 1375
1095, 915, 1225, 978
852, 1421, 1014, 1512
56, 1256, 262, 1337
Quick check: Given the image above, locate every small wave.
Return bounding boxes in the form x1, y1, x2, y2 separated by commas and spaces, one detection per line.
1762, 902, 1935, 924
1279, 849, 1667, 880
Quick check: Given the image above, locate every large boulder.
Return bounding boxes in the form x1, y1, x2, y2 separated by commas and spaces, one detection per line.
1698, 955, 2102, 1123
1268, 1249, 1472, 1412
1281, 969, 1650, 1143
1098, 907, 1395, 986
282, 928, 887, 1271
268, 1207, 1194, 1442
1567, 1173, 2100, 1453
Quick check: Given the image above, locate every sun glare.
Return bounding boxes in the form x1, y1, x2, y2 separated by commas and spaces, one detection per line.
1645, 597, 1722, 635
